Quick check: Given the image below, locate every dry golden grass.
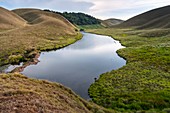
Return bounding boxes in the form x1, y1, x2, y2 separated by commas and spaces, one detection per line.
0, 8, 80, 66
117, 5, 170, 29
13, 8, 76, 31
0, 7, 26, 30
0, 73, 114, 113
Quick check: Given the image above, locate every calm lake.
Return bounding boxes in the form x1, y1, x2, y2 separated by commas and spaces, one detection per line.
14, 32, 126, 99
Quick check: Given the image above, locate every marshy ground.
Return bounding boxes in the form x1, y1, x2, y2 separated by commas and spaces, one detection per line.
88, 28, 170, 112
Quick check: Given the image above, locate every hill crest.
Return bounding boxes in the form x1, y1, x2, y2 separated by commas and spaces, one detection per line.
13, 8, 76, 35
101, 18, 124, 27
118, 5, 170, 29
0, 7, 26, 30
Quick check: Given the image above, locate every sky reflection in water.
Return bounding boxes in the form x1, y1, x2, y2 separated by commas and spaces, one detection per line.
22, 32, 126, 99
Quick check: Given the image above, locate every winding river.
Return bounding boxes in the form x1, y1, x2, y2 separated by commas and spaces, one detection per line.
4, 32, 126, 99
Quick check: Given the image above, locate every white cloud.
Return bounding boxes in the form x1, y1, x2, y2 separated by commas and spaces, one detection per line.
77, 0, 170, 19
1, 0, 170, 20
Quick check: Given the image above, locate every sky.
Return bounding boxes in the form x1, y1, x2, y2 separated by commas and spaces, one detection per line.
0, 0, 170, 20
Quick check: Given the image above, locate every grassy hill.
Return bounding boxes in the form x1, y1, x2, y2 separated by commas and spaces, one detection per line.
0, 73, 114, 113
101, 18, 123, 27
118, 5, 170, 29
13, 8, 77, 35
0, 7, 26, 30
0, 7, 81, 66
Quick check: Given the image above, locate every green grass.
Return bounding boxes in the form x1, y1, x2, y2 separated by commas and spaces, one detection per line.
88, 28, 170, 112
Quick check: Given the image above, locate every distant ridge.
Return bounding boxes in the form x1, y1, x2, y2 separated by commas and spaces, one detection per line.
118, 5, 170, 29
0, 7, 26, 30
101, 18, 124, 27
13, 8, 76, 35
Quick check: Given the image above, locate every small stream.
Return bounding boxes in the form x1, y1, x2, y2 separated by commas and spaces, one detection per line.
2, 32, 126, 99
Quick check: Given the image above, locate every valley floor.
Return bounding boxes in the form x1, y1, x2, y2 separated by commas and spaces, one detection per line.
88, 28, 170, 112
0, 27, 170, 113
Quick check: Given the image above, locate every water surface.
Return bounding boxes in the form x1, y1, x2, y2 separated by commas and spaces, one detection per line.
0, 63, 23, 73
22, 32, 126, 99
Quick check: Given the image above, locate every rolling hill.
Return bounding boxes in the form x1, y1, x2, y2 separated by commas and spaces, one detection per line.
118, 5, 170, 29
101, 18, 124, 27
13, 8, 77, 35
0, 7, 26, 30
0, 7, 81, 66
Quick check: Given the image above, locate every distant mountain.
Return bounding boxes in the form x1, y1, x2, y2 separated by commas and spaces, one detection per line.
101, 18, 124, 27
44, 10, 101, 25
0, 7, 26, 30
118, 5, 170, 29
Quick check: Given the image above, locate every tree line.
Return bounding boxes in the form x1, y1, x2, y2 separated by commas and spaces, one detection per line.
44, 9, 101, 25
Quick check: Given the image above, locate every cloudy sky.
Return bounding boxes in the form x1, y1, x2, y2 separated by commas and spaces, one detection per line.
0, 0, 170, 20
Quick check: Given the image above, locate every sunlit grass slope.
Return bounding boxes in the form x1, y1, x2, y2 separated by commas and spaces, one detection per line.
117, 5, 170, 29
0, 7, 26, 30
0, 73, 115, 113
0, 8, 81, 66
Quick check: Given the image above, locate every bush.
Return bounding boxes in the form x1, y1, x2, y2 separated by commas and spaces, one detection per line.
8, 55, 23, 64
162, 108, 170, 113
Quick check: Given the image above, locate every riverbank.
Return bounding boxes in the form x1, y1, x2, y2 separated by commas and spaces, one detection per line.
20, 32, 126, 100
0, 7, 83, 68
0, 32, 118, 113
88, 28, 170, 112
0, 32, 82, 73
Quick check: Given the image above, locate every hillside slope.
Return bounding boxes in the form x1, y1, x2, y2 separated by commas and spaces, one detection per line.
101, 19, 123, 27
0, 8, 80, 66
118, 5, 170, 29
0, 73, 113, 113
13, 8, 76, 35
0, 7, 26, 30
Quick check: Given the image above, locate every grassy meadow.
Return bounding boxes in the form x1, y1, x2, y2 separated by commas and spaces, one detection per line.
0, 27, 82, 66
88, 28, 170, 112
